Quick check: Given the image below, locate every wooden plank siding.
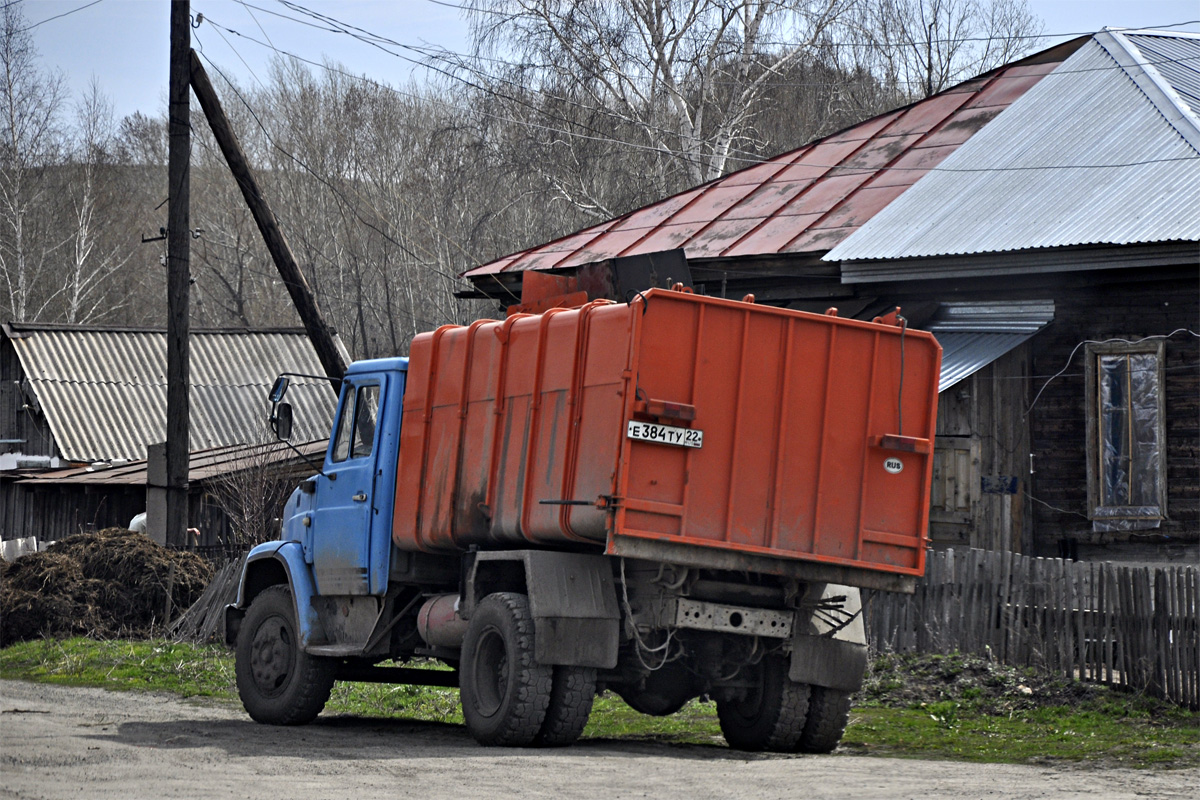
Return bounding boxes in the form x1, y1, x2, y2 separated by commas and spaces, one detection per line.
931, 343, 1032, 553
866, 548, 1200, 710
1027, 273, 1199, 562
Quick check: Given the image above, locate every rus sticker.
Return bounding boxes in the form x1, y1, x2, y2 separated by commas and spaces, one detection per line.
884, 457, 903, 474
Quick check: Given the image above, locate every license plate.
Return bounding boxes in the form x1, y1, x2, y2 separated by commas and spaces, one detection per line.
626, 420, 703, 449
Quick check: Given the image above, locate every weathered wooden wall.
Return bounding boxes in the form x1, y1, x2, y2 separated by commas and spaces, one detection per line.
932, 343, 1031, 553
0, 336, 60, 462
0, 482, 144, 542
1028, 272, 1199, 562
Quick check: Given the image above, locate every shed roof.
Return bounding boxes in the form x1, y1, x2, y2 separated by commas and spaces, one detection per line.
462, 39, 1083, 280
825, 30, 1200, 266
11, 440, 328, 486
929, 301, 1055, 391
4, 324, 337, 463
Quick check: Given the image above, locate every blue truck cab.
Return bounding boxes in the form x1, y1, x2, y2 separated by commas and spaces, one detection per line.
227, 358, 408, 651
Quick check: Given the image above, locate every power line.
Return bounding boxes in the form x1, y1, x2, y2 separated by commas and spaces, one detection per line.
429, 0, 1200, 47
209, 2, 1200, 173
200, 18, 1200, 178
191, 41, 476, 288
16, 0, 103, 32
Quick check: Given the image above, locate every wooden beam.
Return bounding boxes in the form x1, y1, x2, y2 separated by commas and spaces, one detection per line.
165, 0, 191, 547
187, 49, 348, 391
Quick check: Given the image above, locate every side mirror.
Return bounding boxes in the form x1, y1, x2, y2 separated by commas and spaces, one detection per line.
270, 402, 293, 441
268, 376, 291, 404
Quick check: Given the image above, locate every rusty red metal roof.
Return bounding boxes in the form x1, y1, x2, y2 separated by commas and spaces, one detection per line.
464, 43, 1082, 279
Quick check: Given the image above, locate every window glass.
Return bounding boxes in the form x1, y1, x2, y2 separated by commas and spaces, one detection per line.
331, 386, 355, 463
351, 384, 379, 459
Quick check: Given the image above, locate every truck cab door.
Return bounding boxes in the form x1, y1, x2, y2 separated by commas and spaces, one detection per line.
311, 378, 382, 595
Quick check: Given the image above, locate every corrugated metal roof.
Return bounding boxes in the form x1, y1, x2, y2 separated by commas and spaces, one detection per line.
826, 31, 1200, 265
1127, 32, 1200, 117
927, 301, 1054, 391
462, 42, 1081, 280
5, 325, 337, 462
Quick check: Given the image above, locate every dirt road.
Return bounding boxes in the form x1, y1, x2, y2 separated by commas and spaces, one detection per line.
2, 680, 1195, 800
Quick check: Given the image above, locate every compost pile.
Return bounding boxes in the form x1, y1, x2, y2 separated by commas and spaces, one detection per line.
0, 528, 212, 647
858, 651, 1103, 714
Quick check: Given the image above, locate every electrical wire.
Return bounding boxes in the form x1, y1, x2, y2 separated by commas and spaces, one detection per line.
191, 42, 475, 288
16, 0, 103, 32
1025, 329, 1200, 418
200, 15, 1200, 178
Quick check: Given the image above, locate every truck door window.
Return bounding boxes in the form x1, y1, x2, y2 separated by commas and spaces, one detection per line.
331, 383, 380, 463
350, 384, 379, 459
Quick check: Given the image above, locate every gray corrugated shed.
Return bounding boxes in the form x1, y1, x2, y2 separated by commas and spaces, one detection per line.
825, 30, 1200, 267
5, 325, 337, 462
929, 301, 1054, 391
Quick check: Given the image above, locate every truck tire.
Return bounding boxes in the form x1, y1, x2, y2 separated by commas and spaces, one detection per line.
460, 592, 552, 747
535, 665, 596, 747
716, 656, 811, 752
235, 585, 336, 725
798, 686, 852, 753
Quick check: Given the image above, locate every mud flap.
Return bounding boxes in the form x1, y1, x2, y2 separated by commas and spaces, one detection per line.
464, 550, 620, 669
789, 583, 868, 692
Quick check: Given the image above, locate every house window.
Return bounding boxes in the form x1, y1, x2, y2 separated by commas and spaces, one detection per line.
1085, 341, 1166, 530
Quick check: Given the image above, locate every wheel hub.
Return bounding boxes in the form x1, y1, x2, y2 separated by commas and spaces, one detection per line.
249, 614, 294, 696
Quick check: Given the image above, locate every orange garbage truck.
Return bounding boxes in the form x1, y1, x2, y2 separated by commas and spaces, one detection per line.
226, 286, 941, 751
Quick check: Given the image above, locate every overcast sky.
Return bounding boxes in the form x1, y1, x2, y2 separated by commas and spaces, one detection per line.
23, 0, 1200, 122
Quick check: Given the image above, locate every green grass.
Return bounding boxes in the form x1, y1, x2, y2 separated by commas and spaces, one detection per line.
2, 638, 1196, 767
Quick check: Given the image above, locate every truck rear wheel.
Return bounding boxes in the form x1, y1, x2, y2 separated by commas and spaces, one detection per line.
235, 585, 336, 725
799, 686, 852, 753
460, 592, 552, 747
535, 666, 596, 747
717, 656, 811, 752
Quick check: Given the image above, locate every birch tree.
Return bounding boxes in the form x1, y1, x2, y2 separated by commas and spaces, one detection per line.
463, 0, 857, 195
0, 0, 67, 322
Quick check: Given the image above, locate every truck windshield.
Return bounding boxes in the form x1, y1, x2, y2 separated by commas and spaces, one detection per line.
332, 384, 380, 462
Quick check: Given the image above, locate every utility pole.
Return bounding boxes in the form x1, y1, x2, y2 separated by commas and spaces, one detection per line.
189, 51, 349, 390
165, 0, 191, 547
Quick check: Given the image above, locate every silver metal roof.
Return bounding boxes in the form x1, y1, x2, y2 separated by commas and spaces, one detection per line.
5, 326, 337, 462
1127, 32, 1200, 118
929, 301, 1054, 391
825, 31, 1200, 266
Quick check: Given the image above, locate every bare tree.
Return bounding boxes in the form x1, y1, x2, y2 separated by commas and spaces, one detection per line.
0, 0, 67, 322
62, 80, 136, 323
853, 0, 1042, 100
205, 435, 310, 553
463, 0, 857, 195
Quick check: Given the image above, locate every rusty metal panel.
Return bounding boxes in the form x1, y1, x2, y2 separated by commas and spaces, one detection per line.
393, 289, 942, 581
462, 49, 1068, 281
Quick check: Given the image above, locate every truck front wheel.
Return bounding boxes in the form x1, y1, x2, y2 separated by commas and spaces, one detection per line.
460, 592, 552, 746
235, 585, 336, 725
716, 655, 811, 752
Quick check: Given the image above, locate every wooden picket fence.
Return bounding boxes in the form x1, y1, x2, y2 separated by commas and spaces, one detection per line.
864, 548, 1200, 710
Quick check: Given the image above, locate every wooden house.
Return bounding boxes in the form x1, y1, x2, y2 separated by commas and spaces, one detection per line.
459, 30, 1200, 564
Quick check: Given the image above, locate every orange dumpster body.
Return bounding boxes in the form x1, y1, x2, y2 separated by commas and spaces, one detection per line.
393, 289, 941, 588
